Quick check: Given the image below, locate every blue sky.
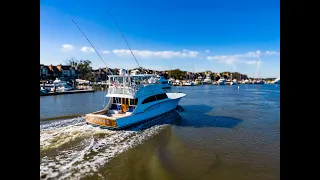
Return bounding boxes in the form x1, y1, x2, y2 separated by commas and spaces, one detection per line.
40, 0, 280, 78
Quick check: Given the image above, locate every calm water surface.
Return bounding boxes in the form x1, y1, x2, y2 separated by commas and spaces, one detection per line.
40, 84, 280, 180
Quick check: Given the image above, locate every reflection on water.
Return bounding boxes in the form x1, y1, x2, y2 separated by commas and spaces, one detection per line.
40, 84, 280, 180
176, 105, 243, 128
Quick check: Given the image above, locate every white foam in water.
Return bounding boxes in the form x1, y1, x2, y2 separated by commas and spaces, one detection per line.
40, 117, 169, 180
40, 116, 86, 131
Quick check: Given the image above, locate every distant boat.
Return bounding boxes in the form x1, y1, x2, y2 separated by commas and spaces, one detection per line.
218, 77, 226, 85
76, 79, 90, 85
85, 69, 186, 129
52, 78, 74, 92
242, 79, 249, 84
173, 79, 180, 86
202, 74, 212, 85
274, 77, 280, 84
184, 81, 194, 86
230, 80, 238, 85
157, 75, 172, 89
254, 80, 265, 84
229, 72, 237, 85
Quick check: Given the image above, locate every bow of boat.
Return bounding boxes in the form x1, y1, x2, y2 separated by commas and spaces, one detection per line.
166, 92, 186, 99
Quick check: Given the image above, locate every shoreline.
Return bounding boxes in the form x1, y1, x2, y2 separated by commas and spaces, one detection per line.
40, 89, 95, 96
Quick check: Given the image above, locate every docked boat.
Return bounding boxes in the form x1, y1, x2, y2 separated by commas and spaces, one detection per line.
230, 79, 238, 85
254, 80, 265, 84
85, 69, 186, 129
51, 78, 74, 92
217, 77, 226, 85
242, 79, 249, 84
76, 79, 90, 85
183, 81, 194, 86
173, 80, 181, 86
202, 74, 212, 85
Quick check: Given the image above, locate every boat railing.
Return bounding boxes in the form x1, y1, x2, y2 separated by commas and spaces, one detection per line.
107, 74, 160, 96
107, 80, 159, 96
107, 86, 137, 96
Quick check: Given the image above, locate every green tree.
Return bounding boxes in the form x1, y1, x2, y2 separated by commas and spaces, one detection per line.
166, 69, 187, 80
68, 58, 78, 67
68, 59, 92, 80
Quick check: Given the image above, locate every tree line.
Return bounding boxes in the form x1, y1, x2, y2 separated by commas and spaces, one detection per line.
68, 58, 249, 81
68, 59, 93, 80
166, 69, 248, 81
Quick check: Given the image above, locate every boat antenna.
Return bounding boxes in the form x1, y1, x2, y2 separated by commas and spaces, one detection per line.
106, 11, 142, 71
71, 18, 114, 75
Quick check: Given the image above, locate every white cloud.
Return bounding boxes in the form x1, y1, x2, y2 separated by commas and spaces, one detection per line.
238, 50, 279, 58
112, 49, 198, 59
205, 50, 210, 53
102, 50, 110, 54
244, 60, 257, 65
264, 50, 280, 56
81, 46, 95, 52
61, 44, 75, 52
206, 50, 279, 69
207, 55, 238, 70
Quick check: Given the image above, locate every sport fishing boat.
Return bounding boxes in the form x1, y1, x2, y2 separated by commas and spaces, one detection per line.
85, 69, 186, 129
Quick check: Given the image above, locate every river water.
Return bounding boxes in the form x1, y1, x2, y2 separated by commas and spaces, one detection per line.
40, 84, 280, 180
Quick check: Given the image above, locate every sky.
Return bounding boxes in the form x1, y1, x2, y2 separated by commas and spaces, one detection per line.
40, 0, 280, 78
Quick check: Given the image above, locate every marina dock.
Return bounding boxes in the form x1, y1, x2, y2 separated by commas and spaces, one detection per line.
40, 89, 95, 96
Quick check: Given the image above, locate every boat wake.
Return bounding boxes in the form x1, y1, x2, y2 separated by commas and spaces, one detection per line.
40, 116, 86, 130
40, 111, 181, 180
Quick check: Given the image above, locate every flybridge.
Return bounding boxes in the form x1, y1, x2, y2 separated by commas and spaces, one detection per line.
107, 72, 162, 98
106, 69, 164, 100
